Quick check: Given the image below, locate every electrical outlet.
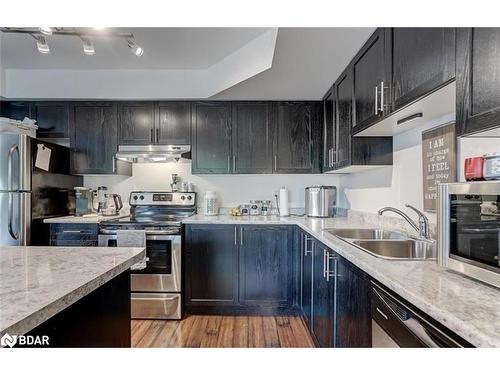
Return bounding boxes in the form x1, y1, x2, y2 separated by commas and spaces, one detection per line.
272, 190, 279, 198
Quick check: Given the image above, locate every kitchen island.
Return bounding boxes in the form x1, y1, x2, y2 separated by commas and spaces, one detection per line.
0, 246, 144, 347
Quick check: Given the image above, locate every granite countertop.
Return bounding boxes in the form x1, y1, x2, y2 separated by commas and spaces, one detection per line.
44, 213, 129, 224
0, 246, 145, 337
183, 214, 500, 347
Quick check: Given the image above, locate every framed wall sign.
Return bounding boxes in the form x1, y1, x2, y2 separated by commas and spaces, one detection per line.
422, 122, 457, 212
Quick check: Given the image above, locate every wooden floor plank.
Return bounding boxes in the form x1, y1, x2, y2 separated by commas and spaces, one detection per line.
215, 316, 235, 348
233, 316, 249, 348
200, 315, 222, 348
262, 316, 280, 348
248, 316, 265, 348
131, 315, 315, 348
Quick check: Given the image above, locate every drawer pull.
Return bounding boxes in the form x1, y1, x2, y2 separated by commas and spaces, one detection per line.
376, 307, 389, 320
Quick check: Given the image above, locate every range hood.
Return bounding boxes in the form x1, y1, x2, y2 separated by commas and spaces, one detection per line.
115, 144, 191, 163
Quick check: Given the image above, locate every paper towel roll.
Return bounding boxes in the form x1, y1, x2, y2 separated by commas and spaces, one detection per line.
279, 187, 289, 217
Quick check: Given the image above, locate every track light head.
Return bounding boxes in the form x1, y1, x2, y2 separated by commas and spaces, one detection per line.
127, 39, 144, 57
35, 35, 50, 54
80, 37, 95, 56
39, 27, 53, 36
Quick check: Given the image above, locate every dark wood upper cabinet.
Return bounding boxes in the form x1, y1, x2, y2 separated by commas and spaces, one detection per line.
275, 101, 322, 173
239, 225, 295, 307
191, 102, 232, 174
352, 28, 391, 132
156, 102, 191, 145
69, 102, 118, 175
392, 28, 455, 110
118, 102, 155, 145
184, 224, 239, 307
31, 102, 70, 138
457, 28, 500, 136
0, 101, 31, 120
232, 102, 273, 174
323, 88, 335, 172
335, 68, 353, 170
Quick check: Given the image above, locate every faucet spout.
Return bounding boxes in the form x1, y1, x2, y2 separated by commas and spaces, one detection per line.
377, 205, 431, 240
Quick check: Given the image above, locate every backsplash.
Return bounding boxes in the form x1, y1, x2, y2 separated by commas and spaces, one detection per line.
83, 161, 341, 210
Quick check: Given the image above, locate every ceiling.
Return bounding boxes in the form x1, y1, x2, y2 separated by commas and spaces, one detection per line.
0, 27, 270, 69
213, 28, 375, 99
0, 27, 375, 99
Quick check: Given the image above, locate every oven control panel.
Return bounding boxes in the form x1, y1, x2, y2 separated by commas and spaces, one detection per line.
129, 191, 196, 206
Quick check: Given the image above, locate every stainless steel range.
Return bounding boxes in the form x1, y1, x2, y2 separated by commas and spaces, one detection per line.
98, 191, 196, 319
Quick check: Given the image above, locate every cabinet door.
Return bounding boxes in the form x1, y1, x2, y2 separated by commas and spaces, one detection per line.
191, 102, 232, 174
352, 28, 391, 132
0, 101, 31, 120
156, 102, 191, 145
323, 88, 335, 172
334, 68, 353, 170
239, 225, 294, 307
69, 102, 118, 174
300, 232, 314, 325
184, 225, 238, 306
31, 102, 70, 138
232, 102, 273, 174
311, 241, 336, 348
275, 102, 322, 173
457, 28, 500, 135
335, 258, 371, 347
118, 102, 155, 145
392, 28, 455, 109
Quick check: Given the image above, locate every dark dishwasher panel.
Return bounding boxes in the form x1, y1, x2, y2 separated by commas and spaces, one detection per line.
371, 283, 472, 348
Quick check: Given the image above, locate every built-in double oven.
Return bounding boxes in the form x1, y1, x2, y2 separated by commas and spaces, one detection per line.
98, 226, 182, 319
438, 181, 500, 288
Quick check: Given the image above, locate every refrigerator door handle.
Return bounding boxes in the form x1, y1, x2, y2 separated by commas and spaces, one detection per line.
8, 144, 19, 191
8, 193, 19, 240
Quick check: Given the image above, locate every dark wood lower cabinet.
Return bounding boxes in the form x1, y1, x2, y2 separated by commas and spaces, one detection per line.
184, 224, 299, 315
25, 270, 131, 347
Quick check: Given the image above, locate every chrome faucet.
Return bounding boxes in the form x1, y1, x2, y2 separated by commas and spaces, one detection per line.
377, 204, 431, 240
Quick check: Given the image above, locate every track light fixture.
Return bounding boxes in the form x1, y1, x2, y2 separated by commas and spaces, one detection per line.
34, 35, 50, 54
1, 28, 144, 57
127, 39, 144, 57
80, 37, 95, 56
38, 27, 53, 35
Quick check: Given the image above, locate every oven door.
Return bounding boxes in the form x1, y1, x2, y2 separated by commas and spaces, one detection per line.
438, 182, 500, 288
98, 231, 181, 293
132, 234, 181, 293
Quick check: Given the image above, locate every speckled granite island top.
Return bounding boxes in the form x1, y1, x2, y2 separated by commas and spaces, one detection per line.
183, 214, 500, 347
0, 246, 145, 337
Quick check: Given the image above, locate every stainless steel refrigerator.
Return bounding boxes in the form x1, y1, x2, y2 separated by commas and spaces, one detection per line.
0, 133, 82, 246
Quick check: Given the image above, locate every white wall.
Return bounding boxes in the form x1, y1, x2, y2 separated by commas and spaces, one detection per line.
84, 161, 340, 210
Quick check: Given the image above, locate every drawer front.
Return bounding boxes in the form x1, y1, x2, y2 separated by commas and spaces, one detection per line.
50, 223, 98, 242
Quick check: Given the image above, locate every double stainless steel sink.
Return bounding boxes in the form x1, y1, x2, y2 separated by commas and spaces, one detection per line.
325, 228, 436, 260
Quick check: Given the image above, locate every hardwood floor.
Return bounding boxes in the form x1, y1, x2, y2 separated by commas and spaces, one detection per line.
131, 315, 316, 348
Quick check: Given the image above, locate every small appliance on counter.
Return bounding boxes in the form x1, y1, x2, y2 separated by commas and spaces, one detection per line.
74, 187, 96, 216
204, 191, 218, 216
278, 187, 289, 217
464, 156, 485, 181
305, 185, 337, 218
249, 200, 262, 216
483, 153, 500, 180
437, 181, 500, 288
101, 193, 123, 216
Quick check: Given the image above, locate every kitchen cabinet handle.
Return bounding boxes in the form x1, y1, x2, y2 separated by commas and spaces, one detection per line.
155, 128, 159, 143
376, 307, 389, 320
375, 85, 379, 115
112, 157, 116, 173
233, 155, 236, 173
304, 235, 313, 256
234, 226, 237, 245
380, 81, 385, 114
150, 129, 154, 143
323, 249, 328, 278
240, 227, 243, 245
329, 148, 333, 167
227, 155, 231, 173
274, 155, 277, 172
325, 252, 337, 282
